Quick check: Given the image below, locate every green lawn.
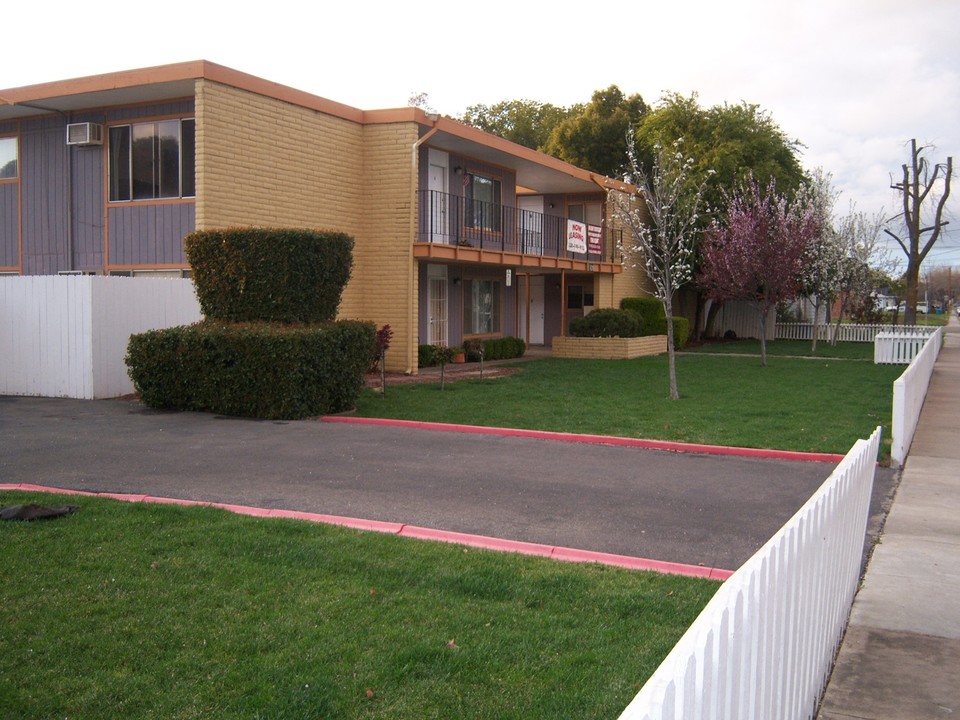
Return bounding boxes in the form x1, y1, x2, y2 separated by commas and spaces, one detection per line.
360, 353, 902, 456
0, 492, 718, 720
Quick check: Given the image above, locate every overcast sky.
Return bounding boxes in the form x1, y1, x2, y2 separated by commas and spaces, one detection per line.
6, 0, 959, 269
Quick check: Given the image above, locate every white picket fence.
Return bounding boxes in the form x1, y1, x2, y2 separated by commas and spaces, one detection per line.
891, 327, 943, 466
776, 322, 936, 343
618, 427, 882, 720
1, 276, 202, 399
874, 332, 934, 364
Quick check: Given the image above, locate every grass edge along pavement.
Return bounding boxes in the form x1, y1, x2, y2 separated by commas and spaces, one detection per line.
354, 349, 902, 459
0, 489, 719, 720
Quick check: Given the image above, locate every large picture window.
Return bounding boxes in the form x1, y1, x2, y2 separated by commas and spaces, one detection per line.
465, 172, 501, 231
464, 278, 501, 335
109, 119, 195, 201
0, 137, 16, 179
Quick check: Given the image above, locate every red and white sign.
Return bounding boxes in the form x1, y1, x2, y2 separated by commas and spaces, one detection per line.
587, 224, 602, 254
566, 219, 587, 253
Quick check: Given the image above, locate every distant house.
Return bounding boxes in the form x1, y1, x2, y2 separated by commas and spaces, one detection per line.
0, 61, 651, 372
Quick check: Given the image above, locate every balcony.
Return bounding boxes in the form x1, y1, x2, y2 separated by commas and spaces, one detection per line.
414, 190, 622, 273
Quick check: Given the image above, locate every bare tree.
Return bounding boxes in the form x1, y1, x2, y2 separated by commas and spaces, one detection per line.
609, 137, 711, 399
884, 139, 953, 325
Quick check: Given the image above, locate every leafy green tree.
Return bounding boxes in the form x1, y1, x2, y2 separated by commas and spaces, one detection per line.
460, 99, 574, 151
633, 94, 807, 339
542, 86, 648, 177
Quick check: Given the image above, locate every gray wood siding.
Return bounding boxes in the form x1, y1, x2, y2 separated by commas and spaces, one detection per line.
0, 183, 17, 267
20, 116, 68, 275
70, 112, 106, 271
107, 203, 195, 266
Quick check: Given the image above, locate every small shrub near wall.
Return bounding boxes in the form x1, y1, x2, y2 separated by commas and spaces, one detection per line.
569, 309, 644, 338
621, 297, 688, 349
126, 320, 375, 420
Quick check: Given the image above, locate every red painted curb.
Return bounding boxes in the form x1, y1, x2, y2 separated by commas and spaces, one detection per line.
321, 416, 846, 463
0, 484, 732, 581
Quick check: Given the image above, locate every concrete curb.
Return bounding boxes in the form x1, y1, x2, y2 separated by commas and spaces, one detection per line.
0, 483, 733, 581
321, 416, 846, 464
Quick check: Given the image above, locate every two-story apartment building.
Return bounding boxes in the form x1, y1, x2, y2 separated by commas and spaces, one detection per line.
0, 61, 650, 372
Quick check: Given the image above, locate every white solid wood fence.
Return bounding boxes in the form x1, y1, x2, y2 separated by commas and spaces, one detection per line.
618, 427, 882, 720
776, 322, 936, 343
1, 276, 202, 399
891, 327, 943, 466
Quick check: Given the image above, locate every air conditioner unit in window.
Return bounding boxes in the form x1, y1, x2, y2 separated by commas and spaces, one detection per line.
66, 122, 103, 146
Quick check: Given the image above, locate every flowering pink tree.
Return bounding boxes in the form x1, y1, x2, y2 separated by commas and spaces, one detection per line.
698, 179, 820, 365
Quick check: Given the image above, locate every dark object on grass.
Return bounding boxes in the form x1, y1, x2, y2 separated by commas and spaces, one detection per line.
0, 504, 80, 522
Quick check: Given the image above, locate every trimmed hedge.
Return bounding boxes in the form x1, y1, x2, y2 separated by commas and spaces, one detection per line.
620, 297, 688, 349
620, 296, 665, 324
463, 336, 527, 362
126, 320, 375, 420
569, 309, 644, 338
646, 316, 690, 350
185, 228, 353, 323
420, 337, 527, 366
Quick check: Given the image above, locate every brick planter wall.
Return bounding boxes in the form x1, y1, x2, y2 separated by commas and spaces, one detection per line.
551, 335, 667, 359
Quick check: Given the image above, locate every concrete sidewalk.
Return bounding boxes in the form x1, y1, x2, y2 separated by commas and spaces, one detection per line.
818, 317, 960, 719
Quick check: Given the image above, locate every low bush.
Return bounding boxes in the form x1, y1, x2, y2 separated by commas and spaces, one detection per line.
464, 336, 527, 361
419, 344, 439, 367
645, 316, 690, 350
569, 309, 644, 338
620, 297, 665, 326
185, 228, 354, 324
126, 320, 375, 420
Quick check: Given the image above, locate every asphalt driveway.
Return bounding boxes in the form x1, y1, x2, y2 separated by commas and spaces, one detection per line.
0, 396, 897, 571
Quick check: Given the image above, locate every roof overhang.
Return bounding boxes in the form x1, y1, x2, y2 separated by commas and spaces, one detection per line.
0, 60, 635, 198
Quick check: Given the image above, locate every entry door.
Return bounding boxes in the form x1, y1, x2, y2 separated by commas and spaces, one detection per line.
428, 150, 448, 242
529, 275, 544, 344
428, 266, 448, 345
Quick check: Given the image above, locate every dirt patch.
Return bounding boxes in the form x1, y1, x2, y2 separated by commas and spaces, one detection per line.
365, 366, 522, 389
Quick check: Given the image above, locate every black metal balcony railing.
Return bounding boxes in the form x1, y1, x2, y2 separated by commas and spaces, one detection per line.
417, 190, 620, 265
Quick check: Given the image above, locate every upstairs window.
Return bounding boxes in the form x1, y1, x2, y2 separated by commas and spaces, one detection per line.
0, 137, 16, 179
109, 119, 195, 201
465, 172, 501, 231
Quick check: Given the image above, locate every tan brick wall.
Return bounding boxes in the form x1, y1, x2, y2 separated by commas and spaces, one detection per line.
358, 122, 420, 374
195, 80, 364, 235
552, 335, 667, 359
194, 80, 421, 373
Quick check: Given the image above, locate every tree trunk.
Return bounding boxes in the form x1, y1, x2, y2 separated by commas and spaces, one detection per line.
811, 296, 821, 352
664, 295, 679, 400
757, 301, 769, 367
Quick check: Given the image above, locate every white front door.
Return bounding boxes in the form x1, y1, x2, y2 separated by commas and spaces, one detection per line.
428, 149, 449, 243
428, 265, 448, 345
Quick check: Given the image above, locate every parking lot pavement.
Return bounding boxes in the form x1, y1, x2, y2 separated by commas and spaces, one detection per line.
0, 395, 896, 572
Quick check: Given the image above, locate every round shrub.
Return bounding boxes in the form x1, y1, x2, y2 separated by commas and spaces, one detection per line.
569, 309, 644, 338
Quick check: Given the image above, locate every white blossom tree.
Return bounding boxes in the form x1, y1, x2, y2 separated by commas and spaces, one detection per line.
830, 206, 887, 343
798, 169, 842, 351
608, 137, 711, 400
